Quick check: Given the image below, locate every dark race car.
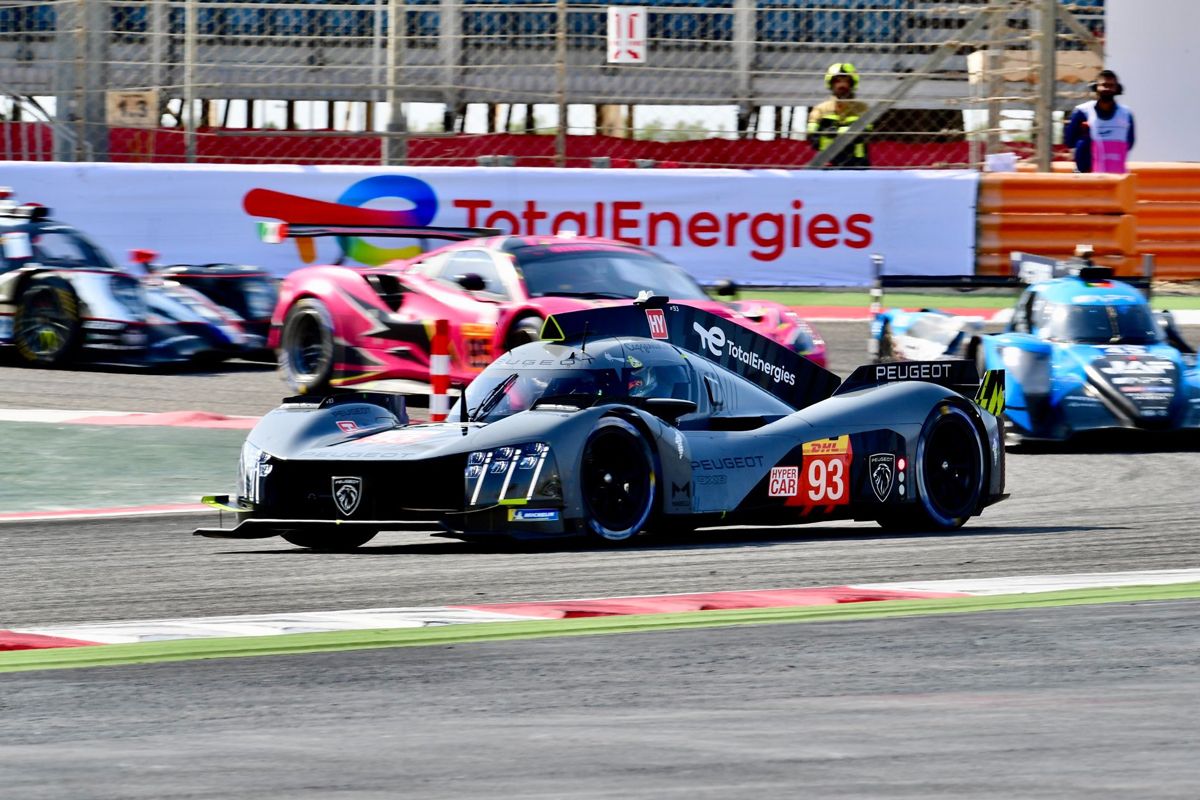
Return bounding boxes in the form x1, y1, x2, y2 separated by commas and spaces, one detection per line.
0, 191, 277, 367
260, 223, 826, 394
196, 296, 1007, 550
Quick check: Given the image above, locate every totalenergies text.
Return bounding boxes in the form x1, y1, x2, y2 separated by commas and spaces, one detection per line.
453, 198, 874, 262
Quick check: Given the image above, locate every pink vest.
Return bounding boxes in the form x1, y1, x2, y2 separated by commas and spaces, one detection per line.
1079, 100, 1133, 174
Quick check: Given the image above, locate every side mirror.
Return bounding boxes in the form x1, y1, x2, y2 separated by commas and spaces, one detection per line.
642, 397, 698, 423
713, 278, 739, 298
130, 248, 159, 268
456, 273, 487, 292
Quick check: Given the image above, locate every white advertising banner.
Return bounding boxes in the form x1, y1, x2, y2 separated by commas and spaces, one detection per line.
0, 162, 978, 286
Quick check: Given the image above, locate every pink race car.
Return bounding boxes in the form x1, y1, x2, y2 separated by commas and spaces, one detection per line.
266, 225, 826, 393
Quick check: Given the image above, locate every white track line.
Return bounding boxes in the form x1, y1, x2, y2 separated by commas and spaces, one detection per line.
9, 568, 1200, 646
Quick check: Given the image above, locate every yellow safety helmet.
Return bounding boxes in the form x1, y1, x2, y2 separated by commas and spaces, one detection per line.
825, 62, 860, 90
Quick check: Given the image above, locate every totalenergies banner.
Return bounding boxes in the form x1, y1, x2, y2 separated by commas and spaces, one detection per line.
1, 162, 977, 285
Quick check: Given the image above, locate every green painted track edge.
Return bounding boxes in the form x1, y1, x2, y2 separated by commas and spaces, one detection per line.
5, 581, 1200, 673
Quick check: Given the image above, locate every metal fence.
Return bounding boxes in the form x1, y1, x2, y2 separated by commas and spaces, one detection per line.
0, 0, 1105, 168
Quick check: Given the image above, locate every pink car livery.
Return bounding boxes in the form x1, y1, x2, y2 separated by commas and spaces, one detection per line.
263, 224, 826, 394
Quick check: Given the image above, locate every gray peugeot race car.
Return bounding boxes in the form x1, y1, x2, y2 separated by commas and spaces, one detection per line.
196, 298, 1008, 550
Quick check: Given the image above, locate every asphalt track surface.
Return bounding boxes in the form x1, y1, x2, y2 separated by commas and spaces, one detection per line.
3, 322, 1200, 798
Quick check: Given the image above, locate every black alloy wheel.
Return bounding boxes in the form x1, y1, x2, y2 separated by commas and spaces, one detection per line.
580, 417, 657, 542
878, 403, 985, 531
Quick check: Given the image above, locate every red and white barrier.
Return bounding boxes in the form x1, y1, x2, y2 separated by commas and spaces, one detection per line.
429, 319, 451, 422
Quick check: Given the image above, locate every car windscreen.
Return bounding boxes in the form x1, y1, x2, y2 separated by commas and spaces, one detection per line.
458, 363, 696, 423
517, 248, 710, 301
30, 228, 114, 269
1045, 302, 1160, 345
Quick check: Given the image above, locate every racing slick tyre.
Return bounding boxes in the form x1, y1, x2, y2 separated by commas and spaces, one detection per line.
13, 275, 82, 367
279, 298, 336, 394
876, 402, 986, 532
280, 527, 378, 551
579, 417, 657, 543
504, 315, 543, 351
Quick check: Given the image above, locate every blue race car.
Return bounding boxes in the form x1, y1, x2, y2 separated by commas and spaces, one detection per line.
870, 250, 1200, 442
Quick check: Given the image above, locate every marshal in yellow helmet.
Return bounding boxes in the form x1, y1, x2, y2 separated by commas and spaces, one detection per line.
824, 62, 860, 90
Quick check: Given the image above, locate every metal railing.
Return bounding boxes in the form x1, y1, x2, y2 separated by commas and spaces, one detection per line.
0, 0, 1105, 168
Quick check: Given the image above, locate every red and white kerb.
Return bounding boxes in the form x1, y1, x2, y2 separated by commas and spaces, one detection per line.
429, 319, 451, 422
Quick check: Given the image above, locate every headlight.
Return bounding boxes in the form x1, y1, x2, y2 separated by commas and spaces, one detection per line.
238, 441, 272, 504
1002, 347, 1051, 395
465, 441, 560, 507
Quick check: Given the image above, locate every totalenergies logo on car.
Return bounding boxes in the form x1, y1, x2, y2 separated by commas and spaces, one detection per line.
243, 175, 438, 265
245, 174, 874, 266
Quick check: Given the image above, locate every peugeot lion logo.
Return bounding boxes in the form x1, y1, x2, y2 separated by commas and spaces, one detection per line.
869, 454, 895, 502
332, 476, 363, 516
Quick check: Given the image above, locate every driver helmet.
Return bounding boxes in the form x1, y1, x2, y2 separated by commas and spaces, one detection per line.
627, 360, 660, 397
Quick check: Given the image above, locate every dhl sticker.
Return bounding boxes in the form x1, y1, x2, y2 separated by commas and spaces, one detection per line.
802, 435, 850, 456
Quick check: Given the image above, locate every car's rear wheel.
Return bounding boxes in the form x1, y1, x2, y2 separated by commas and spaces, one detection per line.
877, 403, 985, 532
279, 298, 336, 393
14, 275, 82, 367
280, 527, 378, 551
504, 315, 543, 351
580, 417, 657, 543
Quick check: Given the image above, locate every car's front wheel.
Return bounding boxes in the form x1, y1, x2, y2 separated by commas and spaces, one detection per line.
280, 527, 378, 551
279, 298, 336, 393
580, 417, 657, 543
877, 402, 986, 532
14, 275, 82, 367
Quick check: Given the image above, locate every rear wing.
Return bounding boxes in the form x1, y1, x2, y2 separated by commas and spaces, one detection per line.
542, 296, 842, 411
868, 248, 1158, 312
256, 220, 500, 264
835, 358, 1006, 417
256, 222, 499, 243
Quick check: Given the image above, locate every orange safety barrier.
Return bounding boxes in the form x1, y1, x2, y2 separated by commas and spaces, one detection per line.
1135, 202, 1200, 242
978, 172, 1136, 214
1129, 163, 1200, 203
978, 213, 1137, 255
1134, 245, 1200, 282
986, 162, 1200, 281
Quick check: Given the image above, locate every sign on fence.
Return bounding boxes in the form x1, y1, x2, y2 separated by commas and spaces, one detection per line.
607, 6, 647, 64
105, 91, 158, 129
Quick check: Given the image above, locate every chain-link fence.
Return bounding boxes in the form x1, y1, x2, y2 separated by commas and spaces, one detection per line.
0, 0, 1106, 168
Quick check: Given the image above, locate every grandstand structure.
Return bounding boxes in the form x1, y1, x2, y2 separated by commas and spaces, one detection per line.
0, 0, 1104, 167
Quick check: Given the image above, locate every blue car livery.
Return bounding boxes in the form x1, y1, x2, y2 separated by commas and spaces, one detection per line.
871, 257, 1200, 441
